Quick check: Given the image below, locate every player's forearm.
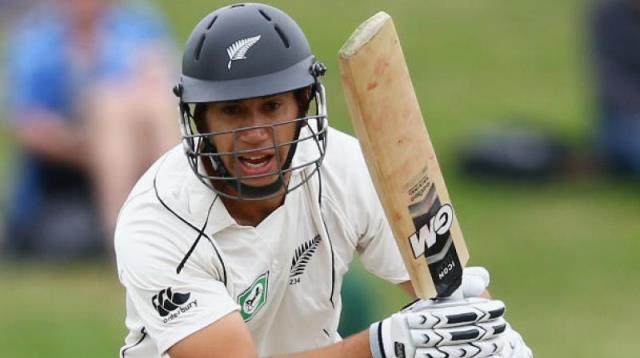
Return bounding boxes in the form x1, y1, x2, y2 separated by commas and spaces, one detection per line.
271, 330, 371, 358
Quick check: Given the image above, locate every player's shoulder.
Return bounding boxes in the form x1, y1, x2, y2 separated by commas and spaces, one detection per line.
323, 127, 366, 169
114, 145, 209, 264
322, 127, 369, 179
121, 144, 188, 206
319, 126, 374, 199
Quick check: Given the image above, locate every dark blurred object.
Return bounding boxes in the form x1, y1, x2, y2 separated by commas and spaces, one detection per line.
459, 125, 573, 180
4, 190, 104, 260
591, 0, 640, 177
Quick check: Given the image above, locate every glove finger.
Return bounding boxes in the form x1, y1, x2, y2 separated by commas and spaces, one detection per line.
462, 266, 490, 298
464, 267, 490, 285
411, 317, 506, 347
499, 324, 534, 358
407, 299, 506, 329
415, 336, 504, 358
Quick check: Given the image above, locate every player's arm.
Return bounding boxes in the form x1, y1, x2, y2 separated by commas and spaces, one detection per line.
168, 311, 257, 358
167, 298, 513, 358
273, 332, 371, 358
167, 301, 524, 358
167, 270, 515, 358
398, 280, 418, 298
168, 311, 372, 358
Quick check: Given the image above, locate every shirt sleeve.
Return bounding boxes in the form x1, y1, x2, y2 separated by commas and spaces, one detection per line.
355, 180, 410, 284
115, 199, 239, 355
330, 129, 410, 284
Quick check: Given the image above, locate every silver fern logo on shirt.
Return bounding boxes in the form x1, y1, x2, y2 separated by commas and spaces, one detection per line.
226, 35, 261, 69
289, 235, 321, 285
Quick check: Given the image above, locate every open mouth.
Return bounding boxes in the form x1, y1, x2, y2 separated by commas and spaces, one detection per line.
237, 153, 276, 175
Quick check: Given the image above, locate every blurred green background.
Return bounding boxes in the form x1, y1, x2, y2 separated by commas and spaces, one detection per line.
1, 0, 639, 357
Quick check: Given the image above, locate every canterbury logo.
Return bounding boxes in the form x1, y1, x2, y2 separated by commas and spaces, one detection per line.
151, 288, 191, 317
226, 35, 261, 69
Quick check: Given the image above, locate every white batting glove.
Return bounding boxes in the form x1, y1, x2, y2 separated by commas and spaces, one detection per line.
498, 323, 533, 358
369, 267, 533, 358
462, 267, 533, 357
463, 267, 533, 357
369, 297, 507, 358
462, 266, 491, 298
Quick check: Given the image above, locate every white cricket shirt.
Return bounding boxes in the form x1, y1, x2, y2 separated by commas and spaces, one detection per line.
115, 127, 409, 357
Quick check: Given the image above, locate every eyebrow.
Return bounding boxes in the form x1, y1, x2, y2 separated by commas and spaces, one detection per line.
218, 94, 283, 105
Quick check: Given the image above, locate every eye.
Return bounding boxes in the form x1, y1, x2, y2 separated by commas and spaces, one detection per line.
221, 104, 242, 115
263, 100, 282, 112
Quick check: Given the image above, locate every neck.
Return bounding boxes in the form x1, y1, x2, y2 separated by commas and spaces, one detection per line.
221, 193, 286, 227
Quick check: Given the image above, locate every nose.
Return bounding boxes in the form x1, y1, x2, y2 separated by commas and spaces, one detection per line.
237, 111, 271, 144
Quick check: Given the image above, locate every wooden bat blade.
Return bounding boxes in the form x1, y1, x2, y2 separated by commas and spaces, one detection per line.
339, 12, 469, 299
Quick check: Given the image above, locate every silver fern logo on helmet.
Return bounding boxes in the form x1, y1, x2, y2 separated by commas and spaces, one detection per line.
226, 35, 261, 69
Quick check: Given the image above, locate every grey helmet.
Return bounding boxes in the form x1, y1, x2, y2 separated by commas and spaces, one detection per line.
174, 3, 328, 200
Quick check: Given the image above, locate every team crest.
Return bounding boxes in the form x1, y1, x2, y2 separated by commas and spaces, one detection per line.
226, 35, 261, 69
238, 271, 269, 321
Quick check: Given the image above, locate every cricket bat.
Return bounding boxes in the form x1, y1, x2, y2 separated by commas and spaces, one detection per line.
339, 12, 469, 299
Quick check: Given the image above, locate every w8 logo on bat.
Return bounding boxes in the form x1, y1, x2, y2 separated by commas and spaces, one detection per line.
408, 204, 454, 259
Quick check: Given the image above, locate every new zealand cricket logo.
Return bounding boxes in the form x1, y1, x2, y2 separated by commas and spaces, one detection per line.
238, 271, 269, 321
226, 35, 261, 69
289, 235, 321, 285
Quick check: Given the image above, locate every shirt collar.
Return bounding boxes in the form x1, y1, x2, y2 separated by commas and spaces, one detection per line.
185, 164, 236, 236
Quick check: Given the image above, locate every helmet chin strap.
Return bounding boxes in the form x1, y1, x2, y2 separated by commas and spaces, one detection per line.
203, 122, 302, 199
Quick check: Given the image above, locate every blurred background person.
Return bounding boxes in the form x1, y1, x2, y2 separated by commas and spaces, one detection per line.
591, 0, 640, 176
2, 0, 179, 260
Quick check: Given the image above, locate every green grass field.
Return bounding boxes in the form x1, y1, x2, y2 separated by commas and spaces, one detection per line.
1, 0, 639, 357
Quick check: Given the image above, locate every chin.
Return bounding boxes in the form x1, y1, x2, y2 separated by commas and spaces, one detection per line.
240, 175, 282, 188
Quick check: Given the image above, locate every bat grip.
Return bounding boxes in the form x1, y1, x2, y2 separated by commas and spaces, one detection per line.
433, 285, 463, 303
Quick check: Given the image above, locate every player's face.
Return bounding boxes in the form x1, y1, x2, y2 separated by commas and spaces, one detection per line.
204, 92, 300, 188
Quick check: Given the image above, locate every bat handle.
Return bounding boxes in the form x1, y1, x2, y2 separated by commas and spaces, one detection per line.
434, 285, 463, 302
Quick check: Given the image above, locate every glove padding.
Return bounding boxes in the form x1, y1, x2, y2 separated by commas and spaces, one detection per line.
499, 323, 533, 358
369, 297, 508, 358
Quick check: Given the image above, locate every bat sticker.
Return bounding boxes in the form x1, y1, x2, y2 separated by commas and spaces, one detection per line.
407, 185, 462, 297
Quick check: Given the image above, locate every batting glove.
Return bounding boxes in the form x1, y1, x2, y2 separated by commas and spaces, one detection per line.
369, 297, 508, 358
499, 323, 533, 358
462, 266, 491, 298
369, 267, 533, 358
462, 267, 533, 358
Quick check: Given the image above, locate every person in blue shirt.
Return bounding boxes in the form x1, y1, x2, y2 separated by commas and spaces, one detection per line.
3, 0, 179, 259
591, 0, 640, 176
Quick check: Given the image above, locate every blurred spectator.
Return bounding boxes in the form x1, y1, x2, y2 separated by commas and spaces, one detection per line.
0, 0, 40, 31
2, 0, 179, 260
591, 0, 640, 176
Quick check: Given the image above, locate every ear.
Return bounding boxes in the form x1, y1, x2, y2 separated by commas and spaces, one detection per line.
295, 86, 313, 116
194, 104, 209, 133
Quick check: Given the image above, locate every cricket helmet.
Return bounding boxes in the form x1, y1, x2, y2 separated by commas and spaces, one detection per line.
174, 3, 328, 200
